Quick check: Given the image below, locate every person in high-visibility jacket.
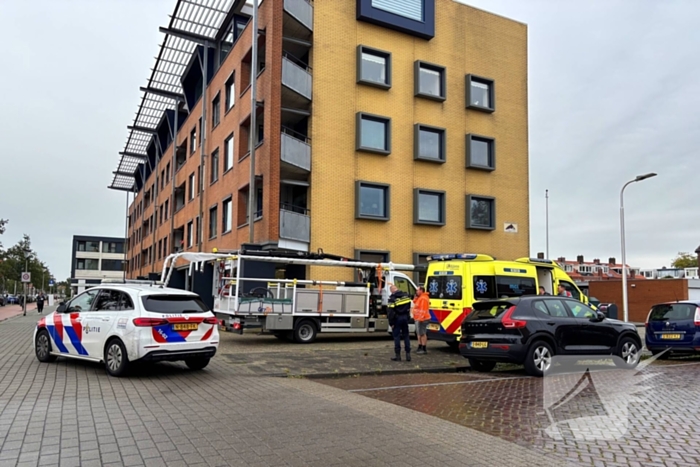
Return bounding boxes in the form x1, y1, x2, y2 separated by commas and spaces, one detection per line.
412, 286, 430, 354
388, 284, 412, 362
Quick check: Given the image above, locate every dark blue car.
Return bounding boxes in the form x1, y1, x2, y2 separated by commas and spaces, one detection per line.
645, 301, 700, 357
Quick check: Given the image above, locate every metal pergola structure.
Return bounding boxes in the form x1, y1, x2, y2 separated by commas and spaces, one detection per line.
108, 0, 238, 193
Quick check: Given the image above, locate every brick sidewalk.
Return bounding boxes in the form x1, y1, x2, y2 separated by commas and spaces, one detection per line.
0, 303, 37, 322
0, 311, 574, 467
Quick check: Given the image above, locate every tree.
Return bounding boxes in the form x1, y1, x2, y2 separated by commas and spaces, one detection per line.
671, 252, 697, 269
0, 218, 7, 249
0, 234, 53, 293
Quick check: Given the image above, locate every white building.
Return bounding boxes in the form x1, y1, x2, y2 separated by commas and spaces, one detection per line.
70, 235, 125, 295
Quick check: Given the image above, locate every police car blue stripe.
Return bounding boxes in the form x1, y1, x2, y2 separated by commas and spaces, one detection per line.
64, 326, 89, 356
45, 325, 69, 353
154, 325, 187, 343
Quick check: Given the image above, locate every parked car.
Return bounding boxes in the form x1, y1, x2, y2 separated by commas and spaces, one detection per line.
459, 296, 642, 376
645, 301, 700, 358
0, 295, 5, 306
34, 284, 219, 376
6, 295, 19, 305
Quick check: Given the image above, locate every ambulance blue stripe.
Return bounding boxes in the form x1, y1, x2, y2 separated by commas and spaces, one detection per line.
64, 326, 89, 356
154, 325, 187, 343
45, 325, 69, 353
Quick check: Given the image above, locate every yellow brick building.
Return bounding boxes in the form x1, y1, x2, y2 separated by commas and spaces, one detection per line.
112, 0, 527, 289
310, 0, 529, 281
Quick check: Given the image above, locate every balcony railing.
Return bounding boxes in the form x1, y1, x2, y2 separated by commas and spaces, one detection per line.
282, 53, 312, 101
281, 128, 311, 172
284, 0, 313, 32
280, 208, 310, 244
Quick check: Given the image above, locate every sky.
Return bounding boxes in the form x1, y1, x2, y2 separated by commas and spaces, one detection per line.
1, 0, 699, 280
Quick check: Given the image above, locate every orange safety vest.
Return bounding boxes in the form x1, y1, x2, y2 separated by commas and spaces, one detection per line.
412, 293, 430, 322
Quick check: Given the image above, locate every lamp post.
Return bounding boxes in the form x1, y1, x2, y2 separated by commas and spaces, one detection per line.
620, 173, 657, 322
545, 189, 549, 259
22, 247, 31, 316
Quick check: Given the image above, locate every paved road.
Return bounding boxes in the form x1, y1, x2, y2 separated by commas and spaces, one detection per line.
216, 331, 467, 377
322, 357, 700, 466
0, 311, 569, 467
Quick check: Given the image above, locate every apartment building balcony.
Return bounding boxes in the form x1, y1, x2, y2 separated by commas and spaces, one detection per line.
282, 52, 312, 104
284, 0, 313, 34
279, 205, 310, 251
281, 127, 311, 173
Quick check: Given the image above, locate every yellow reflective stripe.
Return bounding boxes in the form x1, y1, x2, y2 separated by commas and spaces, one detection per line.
394, 298, 412, 306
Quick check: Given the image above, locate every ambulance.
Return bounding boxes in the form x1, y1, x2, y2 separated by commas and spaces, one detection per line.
424, 254, 590, 348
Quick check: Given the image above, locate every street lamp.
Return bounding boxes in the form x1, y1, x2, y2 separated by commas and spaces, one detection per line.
22, 247, 31, 316
620, 172, 657, 322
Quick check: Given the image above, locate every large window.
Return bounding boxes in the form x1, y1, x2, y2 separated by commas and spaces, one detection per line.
187, 221, 194, 248
102, 242, 121, 254
101, 260, 123, 272
372, 0, 423, 21
414, 124, 445, 162
189, 172, 195, 200
414, 189, 445, 225
357, 45, 391, 89
466, 74, 495, 112
356, 112, 391, 155
466, 134, 495, 170
209, 205, 218, 239
415, 61, 445, 101
210, 148, 219, 184
222, 197, 232, 233
212, 93, 221, 128
224, 133, 234, 172
356, 181, 390, 220
225, 73, 235, 110
467, 195, 495, 230
77, 241, 100, 252
76, 259, 99, 270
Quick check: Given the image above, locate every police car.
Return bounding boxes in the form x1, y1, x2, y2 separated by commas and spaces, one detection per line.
33, 283, 219, 376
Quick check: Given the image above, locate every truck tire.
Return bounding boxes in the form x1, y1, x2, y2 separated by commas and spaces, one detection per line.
293, 320, 317, 344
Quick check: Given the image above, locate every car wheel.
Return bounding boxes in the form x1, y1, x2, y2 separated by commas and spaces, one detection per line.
614, 337, 640, 369
293, 320, 317, 344
524, 340, 554, 377
35, 330, 57, 363
104, 339, 130, 377
185, 357, 211, 370
469, 358, 496, 373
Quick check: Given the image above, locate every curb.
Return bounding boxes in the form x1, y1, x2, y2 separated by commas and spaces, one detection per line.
275, 365, 471, 380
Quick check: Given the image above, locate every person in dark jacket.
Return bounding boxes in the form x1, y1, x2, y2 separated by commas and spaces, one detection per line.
36, 293, 45, 314
388, 284, 412, 362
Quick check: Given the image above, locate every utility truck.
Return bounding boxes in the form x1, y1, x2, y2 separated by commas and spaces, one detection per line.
160, 249, 420, 343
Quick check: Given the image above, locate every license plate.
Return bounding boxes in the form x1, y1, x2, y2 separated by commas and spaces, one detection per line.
661, 333, 681, 340
471, 341, 488, 349
173, 323, 198, 331
427, 323, 440, 331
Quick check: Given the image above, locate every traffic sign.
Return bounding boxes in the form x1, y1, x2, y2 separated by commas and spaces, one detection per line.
48, 280, 55, 286
21, 272, 31, 283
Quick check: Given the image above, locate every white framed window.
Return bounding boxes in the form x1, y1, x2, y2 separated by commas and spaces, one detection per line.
357, 45, 391, 89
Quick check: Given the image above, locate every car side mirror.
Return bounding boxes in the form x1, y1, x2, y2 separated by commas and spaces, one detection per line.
592, 311, 606, 322
56, 303, 67, 313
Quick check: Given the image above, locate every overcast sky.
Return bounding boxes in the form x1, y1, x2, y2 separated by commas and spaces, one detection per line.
1, 0, 698, 280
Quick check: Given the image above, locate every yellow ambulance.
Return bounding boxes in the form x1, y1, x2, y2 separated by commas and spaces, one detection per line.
424, 254, 589, 348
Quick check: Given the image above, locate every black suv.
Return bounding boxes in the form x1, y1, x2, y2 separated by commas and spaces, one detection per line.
460, 296, 642, 376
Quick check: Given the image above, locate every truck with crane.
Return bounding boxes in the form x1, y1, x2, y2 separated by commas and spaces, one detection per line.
160, 248, 421, 343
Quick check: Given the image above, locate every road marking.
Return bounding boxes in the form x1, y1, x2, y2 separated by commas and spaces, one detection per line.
348, 375, 528, 393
